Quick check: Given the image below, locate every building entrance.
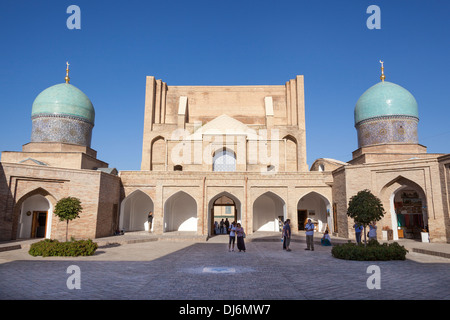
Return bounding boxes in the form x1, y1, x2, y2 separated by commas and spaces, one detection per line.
31, 211, 48, 238
211, 195, 236, 235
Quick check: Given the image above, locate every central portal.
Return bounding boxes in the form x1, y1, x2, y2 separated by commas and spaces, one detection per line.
208, 192, 241, 236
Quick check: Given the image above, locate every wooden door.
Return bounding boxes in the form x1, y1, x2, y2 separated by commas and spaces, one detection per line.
31, 211, 48, 238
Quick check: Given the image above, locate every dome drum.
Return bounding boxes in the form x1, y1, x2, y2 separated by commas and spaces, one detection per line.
31, 114, 93, 147
356, 115, 418, 148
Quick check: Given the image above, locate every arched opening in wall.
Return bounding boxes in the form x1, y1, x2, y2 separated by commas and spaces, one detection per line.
389, 181, 428, 241
297, 192, 331, 233
213, 148, 236, 172
208, 192, 241, 237
164, 191, 197, 232
253, 192, 286, 232
151, 136, 165, 171
174, 165, 183, 171
283, 135, 297, 172
16, 194, 52, 239
120, 190, 154, 232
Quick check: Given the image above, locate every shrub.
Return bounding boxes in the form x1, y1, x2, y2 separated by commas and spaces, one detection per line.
331, 240, 408, 261
28, 239, 98, 257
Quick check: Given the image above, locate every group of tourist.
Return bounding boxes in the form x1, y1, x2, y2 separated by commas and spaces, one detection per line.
353, 221, 378, 244
281, 218, 332, 252
228, 221, 246, 252
214, 218, 231, 235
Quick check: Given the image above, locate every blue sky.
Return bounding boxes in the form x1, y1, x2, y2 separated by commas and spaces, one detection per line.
1, 0, 449, 171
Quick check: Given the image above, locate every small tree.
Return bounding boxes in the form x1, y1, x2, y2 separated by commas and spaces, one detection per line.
347, 189, 385, 246
54, 197, 82, 242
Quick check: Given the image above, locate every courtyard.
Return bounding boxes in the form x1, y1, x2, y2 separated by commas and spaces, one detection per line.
0, 233, 449, 302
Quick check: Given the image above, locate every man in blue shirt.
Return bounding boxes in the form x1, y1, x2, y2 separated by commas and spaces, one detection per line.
305, 219, 315, 251
354, 223, 363, 244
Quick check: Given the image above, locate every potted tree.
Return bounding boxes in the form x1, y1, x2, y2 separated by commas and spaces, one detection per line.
54, 196, 82, 242
347, 189, 385, 246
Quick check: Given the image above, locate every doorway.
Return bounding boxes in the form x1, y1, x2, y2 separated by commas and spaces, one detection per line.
211, 195, 236, 235
31, 211, 48, 238
297, 210, 307, 230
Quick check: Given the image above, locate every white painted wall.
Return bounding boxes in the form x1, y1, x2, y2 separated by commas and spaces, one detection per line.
164, 192, 197, 232
253, 193, 285, 232
120, 191, 154, 232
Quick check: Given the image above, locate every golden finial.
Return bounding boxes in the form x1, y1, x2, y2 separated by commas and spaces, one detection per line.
65, 61, 70, 83
379, 60, 385, 82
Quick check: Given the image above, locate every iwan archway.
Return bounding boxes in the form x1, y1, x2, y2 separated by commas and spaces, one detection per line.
208, 192, 241, 236
164, 191, 197, 232
297, 192, 331, 233
253, 192, 286, 232
16, 194, 52, 239
120, 190, 154, 232
13, 188, 56, 240
383, 177, 428, 241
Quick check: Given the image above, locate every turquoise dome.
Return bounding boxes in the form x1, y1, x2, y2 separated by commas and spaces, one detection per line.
31, 83, 95, 124
354, 81, 418, 125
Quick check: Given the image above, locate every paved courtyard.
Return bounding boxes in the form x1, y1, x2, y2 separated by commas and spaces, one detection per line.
0, 235, 449, 302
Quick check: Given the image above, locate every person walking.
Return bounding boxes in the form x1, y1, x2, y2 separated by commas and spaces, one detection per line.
228, 221, 237, 252
282, 219, 291, 251
354, 222, 363, 244
305, 219, 315, 251
235, 223, 246, 252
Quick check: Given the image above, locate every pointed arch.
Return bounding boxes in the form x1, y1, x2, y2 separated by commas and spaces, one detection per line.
380, 176, 428, 241
119, 189, 154, 232
297, 191, 331, 232
13, 187, 57, 240
208, 191, 242, 236
212, 148, 236, 172
253, 191, 286, 232
283, 135, 297, 172
164, 191, 197, 232
151, 136, 166, 171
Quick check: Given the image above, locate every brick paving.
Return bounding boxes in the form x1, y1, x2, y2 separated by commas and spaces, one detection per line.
0, 234, 449, 301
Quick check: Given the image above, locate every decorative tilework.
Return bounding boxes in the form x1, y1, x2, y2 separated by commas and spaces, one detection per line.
356, 115, 418, 148
213, 149, 236, 172
31, 114, 93, 147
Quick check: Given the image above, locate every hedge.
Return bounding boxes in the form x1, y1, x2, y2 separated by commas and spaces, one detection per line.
331, 240, 408, 261
28, 239, 98, 257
